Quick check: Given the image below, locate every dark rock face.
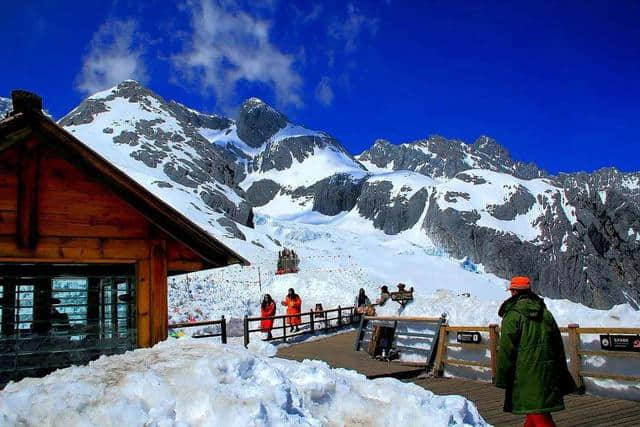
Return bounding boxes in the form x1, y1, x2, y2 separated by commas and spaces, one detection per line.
487, 185, 536, 220
165, 100, 232, 130
236, 98, 287, 148
356, 181, 429, 234
292, 173, 366, 216
246, 180, 281, 207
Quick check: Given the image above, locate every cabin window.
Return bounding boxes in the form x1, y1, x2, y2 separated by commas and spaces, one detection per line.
0, 264, 136, 387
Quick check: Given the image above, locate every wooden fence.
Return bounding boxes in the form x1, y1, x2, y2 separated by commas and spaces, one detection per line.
433, 323, 640, 387
244, 305, 358, 346
168, 317, 227, 343
354, 315, 446, 370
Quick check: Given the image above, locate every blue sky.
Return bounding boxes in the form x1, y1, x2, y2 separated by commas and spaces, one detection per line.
2, 0, 639, 174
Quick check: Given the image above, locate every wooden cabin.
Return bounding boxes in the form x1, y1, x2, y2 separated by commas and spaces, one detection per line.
0, 91, 249, 385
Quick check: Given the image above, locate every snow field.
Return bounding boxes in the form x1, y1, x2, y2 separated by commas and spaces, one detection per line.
168, 213, 510, 327
0, 338, 488, 427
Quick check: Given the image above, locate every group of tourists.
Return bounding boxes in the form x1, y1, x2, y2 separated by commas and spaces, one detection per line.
259, 288, 302, 340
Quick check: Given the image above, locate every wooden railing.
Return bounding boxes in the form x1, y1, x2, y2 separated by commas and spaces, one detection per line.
433, 323, 640, 387
168, 316, 227, 343
433, 325, 498, 378
562, 324, 640, 386
244, 305, 358, 346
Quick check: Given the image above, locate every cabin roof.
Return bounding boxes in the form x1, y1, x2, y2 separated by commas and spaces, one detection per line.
0, 94, 250, 269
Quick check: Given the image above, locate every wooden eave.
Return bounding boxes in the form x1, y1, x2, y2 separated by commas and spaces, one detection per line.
0, 110, 250, 269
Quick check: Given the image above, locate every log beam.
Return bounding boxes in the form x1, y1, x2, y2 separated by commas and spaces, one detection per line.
149, 239, 168, 344
16, 138, 39, 249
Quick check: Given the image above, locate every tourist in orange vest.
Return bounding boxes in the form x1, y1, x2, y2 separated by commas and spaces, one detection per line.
282, 288, 302, 332
260, 294, 276, 340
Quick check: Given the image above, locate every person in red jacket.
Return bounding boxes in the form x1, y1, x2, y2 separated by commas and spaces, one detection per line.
260, 294, 276, 340
282, 288, 302, 332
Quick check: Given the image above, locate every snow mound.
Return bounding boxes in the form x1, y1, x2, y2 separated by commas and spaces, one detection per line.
247, 339, 278, 357
0, 339, 488, 427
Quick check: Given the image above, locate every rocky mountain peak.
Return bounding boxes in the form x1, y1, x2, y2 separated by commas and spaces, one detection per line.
236, 97, 288, 148
472, 136, 509, 158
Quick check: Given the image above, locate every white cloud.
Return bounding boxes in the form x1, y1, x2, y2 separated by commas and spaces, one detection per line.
315, 76, 334, 106
76, 20, 148, 95
172, 0, 303, 108
328, 3, 379, 53
304, 4, 324, 22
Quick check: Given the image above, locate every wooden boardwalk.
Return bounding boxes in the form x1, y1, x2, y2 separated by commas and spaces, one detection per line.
277, 332, 640, 427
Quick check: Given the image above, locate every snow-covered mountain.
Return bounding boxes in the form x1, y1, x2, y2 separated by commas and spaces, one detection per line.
53, 81, 639, 309
0, 97, 11, 118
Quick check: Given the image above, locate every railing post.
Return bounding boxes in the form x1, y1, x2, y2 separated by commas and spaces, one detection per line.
283, 316, 287, 343
354, 314, 366, 351
221, 315, 227, 344
432, 324, 448, 377
488, 324, 499, 383
338, 306, 342, 326
310, 310, 315, 333
324, 310, 329, 333
567, 323, 584, 392
243, 315, 249, 347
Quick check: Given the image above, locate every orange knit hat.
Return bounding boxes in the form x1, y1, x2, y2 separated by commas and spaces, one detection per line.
508, 276, 531, 290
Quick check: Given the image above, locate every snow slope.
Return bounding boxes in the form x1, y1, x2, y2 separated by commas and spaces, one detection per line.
168, 213, 510, 325
0, 338, 488, 427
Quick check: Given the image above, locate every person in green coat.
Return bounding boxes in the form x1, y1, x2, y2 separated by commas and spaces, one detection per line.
496, 276, 577, 427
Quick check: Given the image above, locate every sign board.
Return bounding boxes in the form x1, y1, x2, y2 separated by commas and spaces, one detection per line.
600, 334, 640, 352
456, 331, 482, 344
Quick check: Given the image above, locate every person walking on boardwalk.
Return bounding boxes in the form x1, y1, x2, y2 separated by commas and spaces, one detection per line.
282, 288, 302, 332
260, 294, 276, 340
496, 276, 576, 427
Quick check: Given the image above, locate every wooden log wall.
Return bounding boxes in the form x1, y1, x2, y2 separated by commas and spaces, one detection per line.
0, 139, 200, 347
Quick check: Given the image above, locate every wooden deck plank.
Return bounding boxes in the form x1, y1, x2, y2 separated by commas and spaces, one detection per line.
276, 331, 640, 426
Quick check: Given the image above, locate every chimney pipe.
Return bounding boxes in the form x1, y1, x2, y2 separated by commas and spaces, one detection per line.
11, 90, 42, 113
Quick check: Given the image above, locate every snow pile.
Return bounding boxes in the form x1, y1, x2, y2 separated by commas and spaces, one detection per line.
0, 339, 488, 427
